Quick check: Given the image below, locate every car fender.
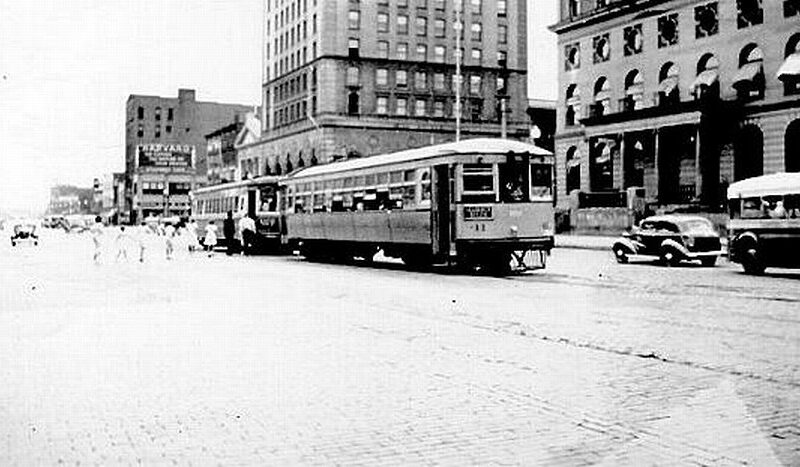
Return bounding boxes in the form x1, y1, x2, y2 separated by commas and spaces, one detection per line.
661, 238, 689, 257
613, 238, 639, 255
732, 231, 758, 248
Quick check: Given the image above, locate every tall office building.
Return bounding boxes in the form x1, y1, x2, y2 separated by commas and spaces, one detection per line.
551, 0, 800, 211
243, 0, 529, 175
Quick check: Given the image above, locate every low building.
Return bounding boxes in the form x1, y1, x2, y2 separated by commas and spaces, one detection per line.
47, 185, 94, 216
205, 117, 245, 185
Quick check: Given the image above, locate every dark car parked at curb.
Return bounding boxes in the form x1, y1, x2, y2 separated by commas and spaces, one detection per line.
612, 215, 723, 266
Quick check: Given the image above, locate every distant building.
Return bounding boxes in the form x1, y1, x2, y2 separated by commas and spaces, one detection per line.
47, 185, 93, 216
205, 116, 245, 185
124, 89, 252, 222
550, 0, 800, 211
243, 0, 530, 174
527, 98, 556, 152
235, 111, 263, 180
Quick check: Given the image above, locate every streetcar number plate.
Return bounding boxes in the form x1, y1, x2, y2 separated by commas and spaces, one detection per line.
464, 206, 493, 220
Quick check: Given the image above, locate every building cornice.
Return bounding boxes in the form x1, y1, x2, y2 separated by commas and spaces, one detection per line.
549, 0, 668, 35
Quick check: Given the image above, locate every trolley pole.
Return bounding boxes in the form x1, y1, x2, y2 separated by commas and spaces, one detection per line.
454, 1, 462, 142
500, 97, 507, 139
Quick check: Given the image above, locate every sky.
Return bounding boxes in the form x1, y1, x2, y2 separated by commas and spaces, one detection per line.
0, 0, 557, 214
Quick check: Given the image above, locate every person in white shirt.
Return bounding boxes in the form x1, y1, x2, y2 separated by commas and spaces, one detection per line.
204, 221, 218, 257
238, 215, 257, 255
90, 216, 104, 263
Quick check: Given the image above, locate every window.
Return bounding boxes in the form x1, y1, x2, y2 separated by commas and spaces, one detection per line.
498, 25, 507, 44
415, 71, 427, 89
416, 43, 427, 60
348, 38, 359, 58
658, 62, 680, 106
470, 0, 482, 13
568, 0, 580, 17
695, 3, 719, 38
434, 100, 445, 117
496, 76, 506, 94
565, 84, 581, 126
564, 42, 580, 71
623, 70, 644, 111
396, 42, 408, 59
348, 10, 360, 29
433, 73, 444, 91
137, 106, 144, 119
415, 99, 427, 116
398, 15, 409, 34
377, 41, 389, 59
155, 124, 161, 138
471, 48, 482, 63
734, 44, 765, 100
348, 91, 360, 115
166, 125, 172, 133
434, 19, 445, 37
471, 22, 482, 41
469, 75, 481, 94
137, 124, 144, 137
593, 33, 610, 63
499, 160, 531, 202
497, 0, 507, 16
396, 70, 408, 87
737, 0, 763, 28
565, 147, 581, 193
624, 24, 643, 56
396, 97, 407, 115
435, 0, 445, 10
376, 68, 388, 86
347, 66, 360, 86
377, 13, 389, 32
782, 35, 800, 95
434, 45, 445, 63
497, 50, 507, 68
376, 96, 388, 114
786, 0, 800, 17
593, 77, 610, 116
658, 13, 679, 48
462, 164, 495, 202
155, 107, 161, 121
416, 17, 427, 36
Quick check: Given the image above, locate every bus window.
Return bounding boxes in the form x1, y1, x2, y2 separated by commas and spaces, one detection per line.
499, 161, 530, 203
741, 197, 761, 219
402, 184, 416, 209
461, 164, 494, 203
530, 164, 553, 199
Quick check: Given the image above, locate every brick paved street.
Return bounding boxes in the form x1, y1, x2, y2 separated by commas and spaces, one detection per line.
1, 230, 799, 466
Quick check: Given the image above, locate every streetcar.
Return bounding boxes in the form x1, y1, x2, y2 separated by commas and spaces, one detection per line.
282, 138, 555, 273
192, 176, 284, 252
727, 172, 800, 274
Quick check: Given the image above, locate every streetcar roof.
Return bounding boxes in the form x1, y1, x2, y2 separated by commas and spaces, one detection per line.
192, 175, 282, 195
287, 138, 552, 180
727, 172, 800, 198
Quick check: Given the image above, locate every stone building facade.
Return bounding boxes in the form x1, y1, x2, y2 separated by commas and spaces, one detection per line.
551, 0, 800, 210
246, 0, 530, 174
124, 89, 252, 222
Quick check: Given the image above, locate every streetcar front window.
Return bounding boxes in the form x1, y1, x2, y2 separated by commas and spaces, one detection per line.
530, 164, 553, 199
499, 162, 529, 203
259, 186, 278, 212
462, 164, 495, 203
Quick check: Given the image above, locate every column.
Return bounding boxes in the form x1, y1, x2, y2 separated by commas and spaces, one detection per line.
694, 125, 702, 202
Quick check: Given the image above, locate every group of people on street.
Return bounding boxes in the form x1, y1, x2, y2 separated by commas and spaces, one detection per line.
90, 212, 260, 263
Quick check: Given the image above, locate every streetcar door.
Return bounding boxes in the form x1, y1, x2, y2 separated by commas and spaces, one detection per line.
432, 164, 452, 259
247, 190, 257, 217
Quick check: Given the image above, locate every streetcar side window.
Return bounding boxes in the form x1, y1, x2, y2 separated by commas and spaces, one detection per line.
419, 169, 432, 206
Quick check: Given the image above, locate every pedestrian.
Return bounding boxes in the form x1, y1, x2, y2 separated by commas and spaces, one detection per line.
115, 225, 131, 262
186, 218, 200, 252
164, 223, 176, 260
90, 216, 104, 263
238, 214, 256, 255
136, 222, 150, 263
204, 221, 218, 257
223, 211, 236, 255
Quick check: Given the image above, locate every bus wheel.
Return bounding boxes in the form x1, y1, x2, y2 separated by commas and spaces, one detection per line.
741, 249, 765, 275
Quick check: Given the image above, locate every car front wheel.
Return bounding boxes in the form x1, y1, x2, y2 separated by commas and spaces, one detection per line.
613, 247, 629, 264
660, 248, 681, 267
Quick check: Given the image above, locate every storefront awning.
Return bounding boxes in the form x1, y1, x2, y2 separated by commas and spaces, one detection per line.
690, 69, 718, 91
777, 53, 800, 81
658, 76, 679, 95
731, 62, 763, 89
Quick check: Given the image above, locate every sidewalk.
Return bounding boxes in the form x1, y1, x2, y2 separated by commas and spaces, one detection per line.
555, 233, 615, 251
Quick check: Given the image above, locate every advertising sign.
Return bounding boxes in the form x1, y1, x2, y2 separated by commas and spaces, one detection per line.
136, 144, 194, 171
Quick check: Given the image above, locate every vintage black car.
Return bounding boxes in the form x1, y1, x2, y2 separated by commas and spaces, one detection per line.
10, 223, 39, 247
612, 215, 723, 266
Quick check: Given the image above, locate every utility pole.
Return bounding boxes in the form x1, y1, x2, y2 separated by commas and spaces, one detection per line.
500, 97, 507, 139
454, 0, 462, 142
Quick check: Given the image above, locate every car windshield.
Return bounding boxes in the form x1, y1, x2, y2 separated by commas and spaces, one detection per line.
679, 219, 715, 235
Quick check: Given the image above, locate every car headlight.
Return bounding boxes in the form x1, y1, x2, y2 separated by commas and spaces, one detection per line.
684, 236, 694, 248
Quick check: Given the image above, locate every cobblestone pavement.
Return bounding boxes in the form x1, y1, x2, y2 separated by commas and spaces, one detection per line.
1, 230, 798, 466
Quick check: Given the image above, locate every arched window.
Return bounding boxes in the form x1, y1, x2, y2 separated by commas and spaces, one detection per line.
658, 62, 680, 106
348, 90, 360, 115
565, 146, 581, 194
778, 34, 800, 96
786, 119, 800, 172
593, 77, 610, 116
590, 141, 613, 191
733, 43, 765, 100
691, 53, 720, 99
565, 84, 581, 126
734, 124, 764, 181
623, 70, 644, 111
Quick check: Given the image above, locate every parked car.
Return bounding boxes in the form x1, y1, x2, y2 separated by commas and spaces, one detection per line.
10, 222, 39, 247
612, 215, 723, 266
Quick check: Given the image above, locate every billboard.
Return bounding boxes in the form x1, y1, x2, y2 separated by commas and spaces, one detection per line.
136, 144, 194, 171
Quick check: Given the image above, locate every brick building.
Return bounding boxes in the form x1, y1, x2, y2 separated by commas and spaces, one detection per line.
243, 0, 530, 175
205, 117, 245, 185
124, 89, 252, 222
551, 0, 800, 212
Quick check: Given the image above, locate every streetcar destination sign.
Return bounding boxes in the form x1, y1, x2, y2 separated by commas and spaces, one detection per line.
463, 206, 493, 220
136, 144, 194, 171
